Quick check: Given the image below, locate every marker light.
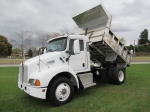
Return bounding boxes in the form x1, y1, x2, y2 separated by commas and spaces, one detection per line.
35, 79, 41, 86
29, 79, 41, 86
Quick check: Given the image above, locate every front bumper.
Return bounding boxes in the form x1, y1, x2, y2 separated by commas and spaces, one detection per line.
18, 81, 47, 99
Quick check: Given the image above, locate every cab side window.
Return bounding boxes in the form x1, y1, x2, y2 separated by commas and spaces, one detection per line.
79, 40, 84, 51
69, 39, 84, 54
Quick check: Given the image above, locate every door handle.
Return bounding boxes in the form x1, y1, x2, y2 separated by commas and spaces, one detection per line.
82, 63, 85, 67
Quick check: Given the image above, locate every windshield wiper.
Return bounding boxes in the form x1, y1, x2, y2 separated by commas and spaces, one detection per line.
48, 49, 54, 52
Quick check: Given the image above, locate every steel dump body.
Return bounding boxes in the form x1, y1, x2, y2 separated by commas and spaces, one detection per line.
73, 4, 132, 67
89, 28, 131, 67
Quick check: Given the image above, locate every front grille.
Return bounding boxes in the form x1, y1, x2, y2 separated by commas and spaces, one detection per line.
19, 66, 22, 81
24, 66, 28, 83
19, 65, 28, 83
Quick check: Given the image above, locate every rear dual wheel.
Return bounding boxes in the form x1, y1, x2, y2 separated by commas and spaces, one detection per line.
107, 68, 114, 84
108, 67, 125, 85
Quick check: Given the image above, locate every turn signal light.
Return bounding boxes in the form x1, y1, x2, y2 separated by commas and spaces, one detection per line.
35, 79, 41, 86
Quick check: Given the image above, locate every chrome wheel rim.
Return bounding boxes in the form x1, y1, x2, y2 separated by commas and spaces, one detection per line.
118, 70, 124, 82
55, 83, 70, 101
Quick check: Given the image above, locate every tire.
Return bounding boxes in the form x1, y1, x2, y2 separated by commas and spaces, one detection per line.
107, 68, 114, 84
48, 77, 74, 106
112, 68, 125, 85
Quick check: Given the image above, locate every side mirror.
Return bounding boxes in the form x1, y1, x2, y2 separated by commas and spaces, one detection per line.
74, 40, 80, 54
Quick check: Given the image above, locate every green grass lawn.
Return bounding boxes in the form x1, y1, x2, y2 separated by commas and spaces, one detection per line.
0, 65, 150, 112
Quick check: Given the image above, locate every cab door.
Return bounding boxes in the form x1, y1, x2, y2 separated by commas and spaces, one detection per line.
69, 39, 86, 71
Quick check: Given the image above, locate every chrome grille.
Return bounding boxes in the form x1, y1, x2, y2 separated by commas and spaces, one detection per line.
19, 65, 28, 83
23, 66, 28, 83
19, 66, 22, 81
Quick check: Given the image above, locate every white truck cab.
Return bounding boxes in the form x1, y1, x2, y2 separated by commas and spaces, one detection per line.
18, 4, 132, 106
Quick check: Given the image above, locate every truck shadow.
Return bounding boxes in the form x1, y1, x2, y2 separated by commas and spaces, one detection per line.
73, 79, 111, 97
23, 95, 53, 108
23, 79, 113, 108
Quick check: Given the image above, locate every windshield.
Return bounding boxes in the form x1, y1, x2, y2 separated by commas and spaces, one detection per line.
47, 37, 67, 52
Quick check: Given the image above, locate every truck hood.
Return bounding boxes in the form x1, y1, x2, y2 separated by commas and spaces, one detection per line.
24, 52, 64, 75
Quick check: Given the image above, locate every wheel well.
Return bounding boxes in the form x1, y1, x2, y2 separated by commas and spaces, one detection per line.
46, 72, 77, 99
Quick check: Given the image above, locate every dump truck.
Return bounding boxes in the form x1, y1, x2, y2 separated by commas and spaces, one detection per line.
18, 4, 132, 106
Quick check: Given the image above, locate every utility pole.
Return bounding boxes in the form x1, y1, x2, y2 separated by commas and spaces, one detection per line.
134, 40, 136, 56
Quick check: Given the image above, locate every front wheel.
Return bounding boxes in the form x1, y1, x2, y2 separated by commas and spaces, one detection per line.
48, 77, 74, 106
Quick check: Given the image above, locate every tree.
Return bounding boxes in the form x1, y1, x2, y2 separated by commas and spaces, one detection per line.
60, 28, 75, 35
138, 46, 147, 52
37, 33, 52, 47
37, 30, 75, 47
146, 45, 150, 52
37, 29, 75, 47
138, 29, 150, 45
126, 44, 134, 50
135, 46, 140, 52
119, 38, 126, 45
11, 30, 32, 56
28, 49, 33, 57
7, 43, 12, 56
0, 35, 12, 57
12, 48, 21, 54
0, 42, 8, 56
33, 49, 39, 56
52, 32, 61, 37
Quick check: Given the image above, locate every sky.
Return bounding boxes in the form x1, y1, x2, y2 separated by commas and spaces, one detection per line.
0, 0, 150, 47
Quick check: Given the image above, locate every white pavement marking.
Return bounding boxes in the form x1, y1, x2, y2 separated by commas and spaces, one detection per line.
131, 62, 150, 64
0, 64, 20, 67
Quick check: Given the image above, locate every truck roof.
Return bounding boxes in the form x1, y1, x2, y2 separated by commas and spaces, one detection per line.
47, 35, 89, 43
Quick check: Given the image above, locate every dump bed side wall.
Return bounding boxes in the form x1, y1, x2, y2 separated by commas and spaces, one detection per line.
103, 29, 132, 65
86, 28, 132, 67
72, 4, 132, 67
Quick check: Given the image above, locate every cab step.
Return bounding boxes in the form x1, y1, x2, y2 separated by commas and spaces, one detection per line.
83, 82, 96, 88
77, 73, 96, 89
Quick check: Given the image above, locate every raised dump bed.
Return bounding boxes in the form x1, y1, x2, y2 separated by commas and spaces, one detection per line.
73, 4, 132, 67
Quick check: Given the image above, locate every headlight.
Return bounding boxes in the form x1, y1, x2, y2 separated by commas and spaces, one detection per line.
28, 79, 41, 86
28, 79, 36, 86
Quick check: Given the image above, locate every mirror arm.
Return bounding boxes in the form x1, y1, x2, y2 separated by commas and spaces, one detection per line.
39, 47, 47, 54
65, 51, 69, 53
66, 55, 71, 62
65, 50, 72, 62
